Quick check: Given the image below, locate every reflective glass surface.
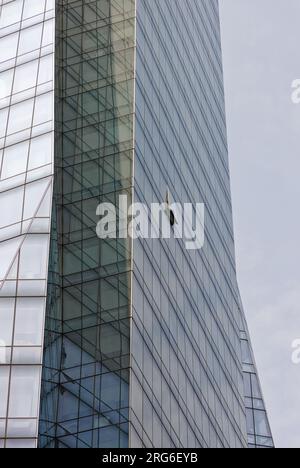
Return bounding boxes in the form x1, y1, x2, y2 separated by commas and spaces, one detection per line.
130, 0, 273, 448
241, 327, 274, 448
0, 0, 55, 448
38, 0, 136, 448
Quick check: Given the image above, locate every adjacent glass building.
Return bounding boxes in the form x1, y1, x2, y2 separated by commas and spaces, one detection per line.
0, 0, 274, 448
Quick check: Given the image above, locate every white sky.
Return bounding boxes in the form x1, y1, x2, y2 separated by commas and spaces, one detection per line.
219, 0, 300, 448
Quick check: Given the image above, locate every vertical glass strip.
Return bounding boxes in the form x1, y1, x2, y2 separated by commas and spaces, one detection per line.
0, 0, 55, 448
39, 0, 136, 448
241, 324, 274, 448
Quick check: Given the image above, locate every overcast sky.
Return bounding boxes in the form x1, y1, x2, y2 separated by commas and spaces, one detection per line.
219, 0, 300, 448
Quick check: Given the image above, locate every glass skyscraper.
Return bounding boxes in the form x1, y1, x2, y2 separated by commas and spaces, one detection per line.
0, 0, 273, 449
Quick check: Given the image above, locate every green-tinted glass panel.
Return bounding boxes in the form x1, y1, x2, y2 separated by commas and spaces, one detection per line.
39, 0, 135, 449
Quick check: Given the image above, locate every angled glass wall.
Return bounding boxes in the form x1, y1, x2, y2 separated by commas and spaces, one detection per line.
0, 0, 55, 448
130, 0, 248, 448
241, 322, 274, 448
38, 0, 136, 448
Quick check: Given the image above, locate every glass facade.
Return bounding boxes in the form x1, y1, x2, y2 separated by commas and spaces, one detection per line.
0, 0, 274, 449
38, 0, 136, 448
0, 0, 55, 448
241, 319, 274, 448
131, 0, 248, 448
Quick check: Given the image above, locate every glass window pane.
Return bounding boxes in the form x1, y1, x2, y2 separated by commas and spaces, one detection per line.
7, 419, 37, 438
35, 184, 52, 218
38, 54, 53, 85
18, 24, 43, 56
1, 140, 30, 179
7, 99, 34, 135
8, 366, 40, 418
46, 0, 55, 10
0, 186, 23, 228
42, 19, 54, 46
14, 298, 45, 346
0, 236, 23, 279
243, 372, 251, 397
23, 178, 50, 219
23, 0, 46, 19
0, 107, 9, 138
246, 408, 255, 435
19, 235, 48, 279
251, 374, 262, 399
0, 0, 23, 28
254, 410, 270, 437
0, 367, 10, 417
0, 32, 19, 63
33, 92, 53, 125
7, 257, 18, 280
6, 439, 37, 448
0, 69, 14, 99
29, 133, 52, 169
0, 299, 15, 346
12, 347, 41, 365
0, 420, 5, 438
13, 60, 39, 94
241, 339, 252, 364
